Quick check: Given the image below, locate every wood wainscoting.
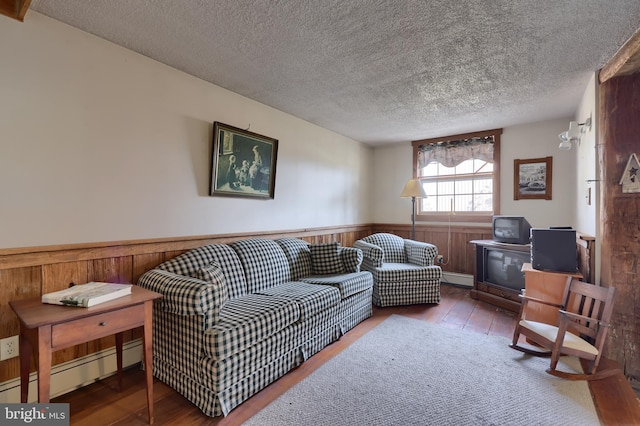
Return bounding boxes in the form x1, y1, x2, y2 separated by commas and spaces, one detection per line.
0, 225, 373, 385
0, 222, 594, 390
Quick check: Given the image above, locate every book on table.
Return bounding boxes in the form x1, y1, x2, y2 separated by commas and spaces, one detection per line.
42, 282, 132, 307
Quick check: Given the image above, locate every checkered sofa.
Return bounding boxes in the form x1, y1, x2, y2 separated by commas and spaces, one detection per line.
137, 237, 373, 417
354, 233, 442, 307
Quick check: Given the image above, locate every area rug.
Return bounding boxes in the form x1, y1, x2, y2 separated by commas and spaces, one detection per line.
243, 315, 598, 426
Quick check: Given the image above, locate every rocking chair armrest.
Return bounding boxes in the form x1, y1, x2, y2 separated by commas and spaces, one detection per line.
559, 310, 612, 328
519, 294, 564, 309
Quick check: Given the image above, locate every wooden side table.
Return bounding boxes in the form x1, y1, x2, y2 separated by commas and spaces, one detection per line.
9, 285, 161, 424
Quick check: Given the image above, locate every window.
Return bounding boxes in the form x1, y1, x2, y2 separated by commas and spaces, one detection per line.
412, 129, 502, 223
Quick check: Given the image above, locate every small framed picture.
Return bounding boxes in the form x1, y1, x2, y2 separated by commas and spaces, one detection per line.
210, 122, 278, 199
514, 156, 552, 200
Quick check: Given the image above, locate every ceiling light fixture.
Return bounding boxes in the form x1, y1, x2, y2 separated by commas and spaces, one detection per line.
558, 117, 592, 150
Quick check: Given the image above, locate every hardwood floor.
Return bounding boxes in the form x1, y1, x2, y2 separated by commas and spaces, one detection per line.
52, 284, 640, 425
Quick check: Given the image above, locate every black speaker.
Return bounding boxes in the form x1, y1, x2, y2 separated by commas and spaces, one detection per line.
530, 228, 577, 273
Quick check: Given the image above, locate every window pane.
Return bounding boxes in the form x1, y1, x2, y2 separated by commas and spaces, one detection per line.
423, 181, 437, 196
455, 179, 473, 194
455, 160, 474, 174
437, 180, 454, 195
475, 178, 493, 194
439, 164, 456, 176
474, 194, 493, 211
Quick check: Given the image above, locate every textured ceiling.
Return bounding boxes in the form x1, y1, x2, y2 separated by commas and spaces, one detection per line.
29, 0, 640, 145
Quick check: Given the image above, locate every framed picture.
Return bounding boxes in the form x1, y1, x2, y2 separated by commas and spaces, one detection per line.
514, 156, 552, 200
210, 122, 278, 199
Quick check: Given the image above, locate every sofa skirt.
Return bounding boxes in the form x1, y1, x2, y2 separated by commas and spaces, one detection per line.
372, 280, 440, 307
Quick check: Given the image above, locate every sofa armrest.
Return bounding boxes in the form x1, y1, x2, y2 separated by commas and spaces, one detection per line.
353, 240, 384, 268
137, 268, 227, 326
339, 247, 363, 273
404, 240, 438, 266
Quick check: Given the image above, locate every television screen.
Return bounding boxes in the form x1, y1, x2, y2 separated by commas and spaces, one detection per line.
484, 248, 529, 291
492, 216, 532, 245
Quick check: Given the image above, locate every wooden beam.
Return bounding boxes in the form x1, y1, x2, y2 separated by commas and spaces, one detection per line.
599, 27, 640, 83
0, 0, 31, 21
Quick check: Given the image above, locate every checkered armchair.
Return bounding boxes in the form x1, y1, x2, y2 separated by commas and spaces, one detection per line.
354, 233, 442, 306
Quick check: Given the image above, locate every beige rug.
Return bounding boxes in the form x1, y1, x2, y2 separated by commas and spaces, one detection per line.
244, 314, 598, 426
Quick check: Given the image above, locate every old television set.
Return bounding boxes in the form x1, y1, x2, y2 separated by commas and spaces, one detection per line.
477, 245, 530, 292
530, 227, 578, 273
492, 215, 532, 245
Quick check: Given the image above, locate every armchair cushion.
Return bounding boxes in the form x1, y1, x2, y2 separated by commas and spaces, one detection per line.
310, 242, 345, 275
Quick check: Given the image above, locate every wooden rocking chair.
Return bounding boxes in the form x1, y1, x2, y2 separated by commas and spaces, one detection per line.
509, 276, 616, 380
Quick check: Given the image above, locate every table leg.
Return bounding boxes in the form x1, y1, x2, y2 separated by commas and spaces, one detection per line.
36, 325, 52, 403
19, 331, 32, 403
143, 301, 154, 425
115, 332, 123, 392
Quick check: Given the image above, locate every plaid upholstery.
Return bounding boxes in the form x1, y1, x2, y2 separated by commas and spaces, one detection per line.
138, 269, 226, 326
310, 242, 345, 275
159, 243, 248, 299
359, 233, 407, 263
373, 280, 441, 306
256, 281, 341, 321
302, 271, 373, 299
374, 263, 443, 282
230, 239, 291, 293
138, 237, 375, 418
405, 239, 438, 266
206, 293, 300, 360
355, 233, 442, 307
340, 246, 363, 272
201, 325, 299, 390
353, 239, 384, 268
275, 238, 313, 280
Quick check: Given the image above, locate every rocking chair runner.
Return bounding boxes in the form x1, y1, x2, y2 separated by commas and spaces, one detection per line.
509, 276, 616, 380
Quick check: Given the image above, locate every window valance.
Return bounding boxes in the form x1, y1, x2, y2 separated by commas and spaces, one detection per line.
417, 136, 494, 168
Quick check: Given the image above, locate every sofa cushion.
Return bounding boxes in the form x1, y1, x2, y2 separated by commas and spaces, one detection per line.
275, 238, 313, 280
302, 272, 373, 299
373, 263, 442, 283
230, 239, 291, 293
310, 242, 345, 275
256, 282, 341, 321
206, 294, 300, 360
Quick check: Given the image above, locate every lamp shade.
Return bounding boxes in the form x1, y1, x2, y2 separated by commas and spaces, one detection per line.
400, 179, 427, 198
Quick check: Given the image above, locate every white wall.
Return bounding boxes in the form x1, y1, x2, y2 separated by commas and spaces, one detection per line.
574, 73, 598, 236
372, 118, 577, 229
0, 13, 372, 249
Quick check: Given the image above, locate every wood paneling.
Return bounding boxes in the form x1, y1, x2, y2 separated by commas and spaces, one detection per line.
599, 72, 640, 386
0, 225, 373, 384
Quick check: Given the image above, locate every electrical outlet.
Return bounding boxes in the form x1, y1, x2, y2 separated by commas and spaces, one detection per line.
0, 335, 19, 360
436, 255, 444, 264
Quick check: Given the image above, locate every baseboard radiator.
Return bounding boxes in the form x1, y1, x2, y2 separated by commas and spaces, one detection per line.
0, 339, 143, 403
442, 272, 473, 288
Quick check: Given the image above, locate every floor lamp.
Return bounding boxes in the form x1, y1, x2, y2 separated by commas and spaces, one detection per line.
400, 179, 427, 240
